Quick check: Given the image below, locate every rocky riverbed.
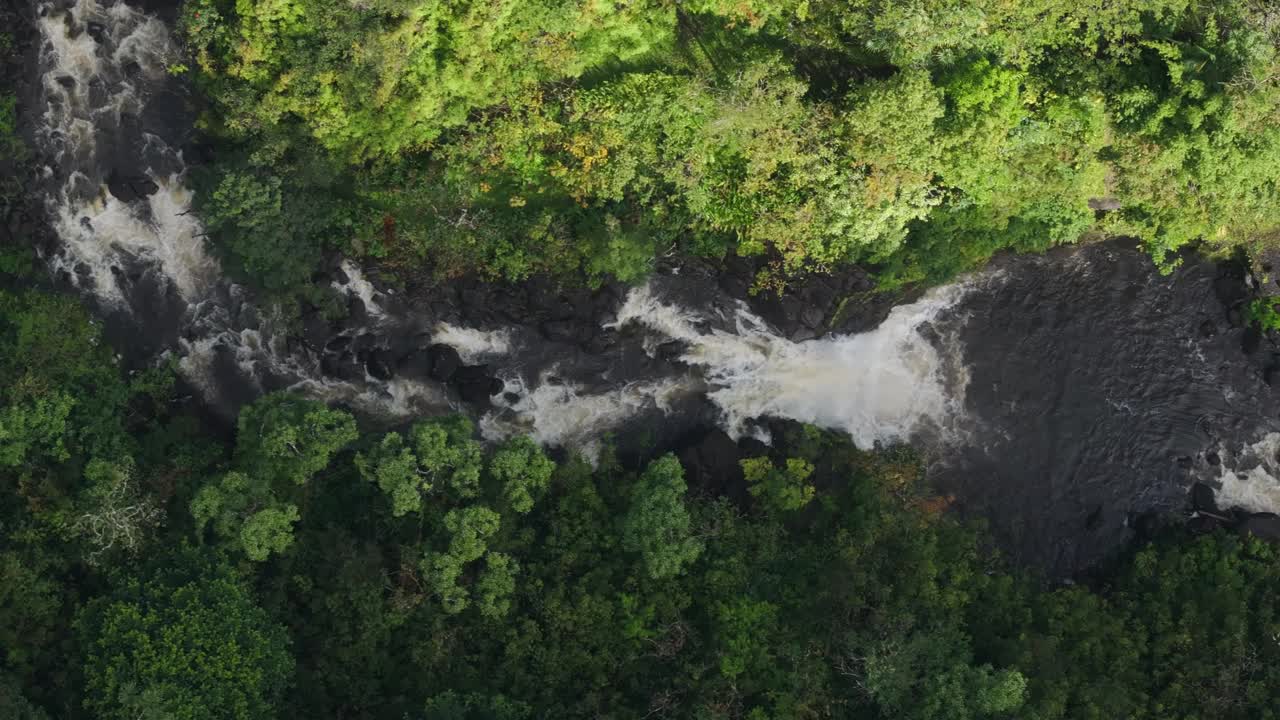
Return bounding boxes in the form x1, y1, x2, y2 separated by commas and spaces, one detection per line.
11, 0, 1280, 580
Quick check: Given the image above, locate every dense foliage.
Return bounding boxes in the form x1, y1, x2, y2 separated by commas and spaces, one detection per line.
179, 0, 1280, 290
5, 279, 1280, 719
7, 1, 1280, 717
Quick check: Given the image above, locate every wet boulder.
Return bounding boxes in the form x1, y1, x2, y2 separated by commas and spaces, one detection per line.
1188, 482, 1217, 513
426, 344, 462, 382
1237, 513, 1280, 542
1242, 325, 1262, 354
366, 349, 396, 381
655, 340, 686, 363
346, 295, 369, 327
1254, 248, 1280, 297
321, 353, 364, 382
301, 312, 333, 352
452, 364, 503, 404
86, 21, 107, 43
677, 429, 745, 502
106, 169, 159, 203
540, 319, 590, 345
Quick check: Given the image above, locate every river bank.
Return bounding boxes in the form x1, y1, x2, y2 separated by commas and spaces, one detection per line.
12, 0, 1280, 579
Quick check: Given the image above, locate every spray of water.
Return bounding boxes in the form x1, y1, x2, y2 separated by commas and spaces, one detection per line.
38, 0, 216, 301
480, 372, 689, 460
32, 0, 974, 455
332, 259, 385, 320
1212, 433, 1280, 513
609, 283, 970, 445
432, 323, 513, 363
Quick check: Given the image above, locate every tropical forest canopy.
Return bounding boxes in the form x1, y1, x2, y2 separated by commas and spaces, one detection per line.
4, 276, 1280, 720
5, 1, 1280, 719
180, 0, 1280, 290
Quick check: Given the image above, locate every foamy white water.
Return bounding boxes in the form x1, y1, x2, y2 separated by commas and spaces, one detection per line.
1213, 432, 1280, 513
37, 0, 216, 302
332, 259, 384, 319
33, 0, 457, 419
432, 323, 513, 363
480, 372, 688, 460
32, 0, 970, 450
609, 283, 969, 445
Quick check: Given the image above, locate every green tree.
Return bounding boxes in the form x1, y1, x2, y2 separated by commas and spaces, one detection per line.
77, 549, 293, 720
621, 454, 704, 579
488, 436, 554, 514
191, 470, 299, 561
234, 393, 357, 486
422, 504, 503, 614
356, 416, 483, 516
741, 455, 816, 513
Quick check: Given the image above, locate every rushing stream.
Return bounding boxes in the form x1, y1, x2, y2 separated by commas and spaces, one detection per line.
29, 0, 1280, 574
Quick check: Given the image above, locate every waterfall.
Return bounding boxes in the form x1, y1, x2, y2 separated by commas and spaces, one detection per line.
607, 282, 970, 444
475, 282, 970, 453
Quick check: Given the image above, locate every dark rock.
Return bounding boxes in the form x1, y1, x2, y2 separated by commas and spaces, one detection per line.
1198, 319, 1216, 338
321, 353, 363, 382
1186, 515, 1221, 534
1226, 306, 1244, 328
347, 296, 369, 326
503, 391, 520, 404
1189, 482, 1217, 513
452, 364, 491, 384
301, 313, 331, 351
677, 429, 746, 502
324, 335, 351, 353
86, 21, 107, 43
1265, 362, 1280, 387
1243, 325, 1262, 354
1176, 455, 1193, 469
366, 351, 394, 381
1085, 505, 1103, 530
1237, 513, 1280, 542
106, 170, 159, 203
801, 306, 824, 329
655, 340, 685, 363
1131, 510, 1174, 540
790, 327, 817, 342
541, 319, 586, 344
87, 77, 109, 108
426, 344, 461, 382
453, 364, 499, 404
55, 75, 74, 89
584, 331, 618, 355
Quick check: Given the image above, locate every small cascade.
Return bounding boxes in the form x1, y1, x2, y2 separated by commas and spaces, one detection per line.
36, 0, 215, 302
1207, 433, 1280, 514
431, 323, 513, 363
608, 282, 970, 444
480, 373, 691, 460
32, 0, 450, 421
332, 259, 385, 320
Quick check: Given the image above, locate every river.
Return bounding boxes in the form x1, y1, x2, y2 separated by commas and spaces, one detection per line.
25, 0, 1280, 575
